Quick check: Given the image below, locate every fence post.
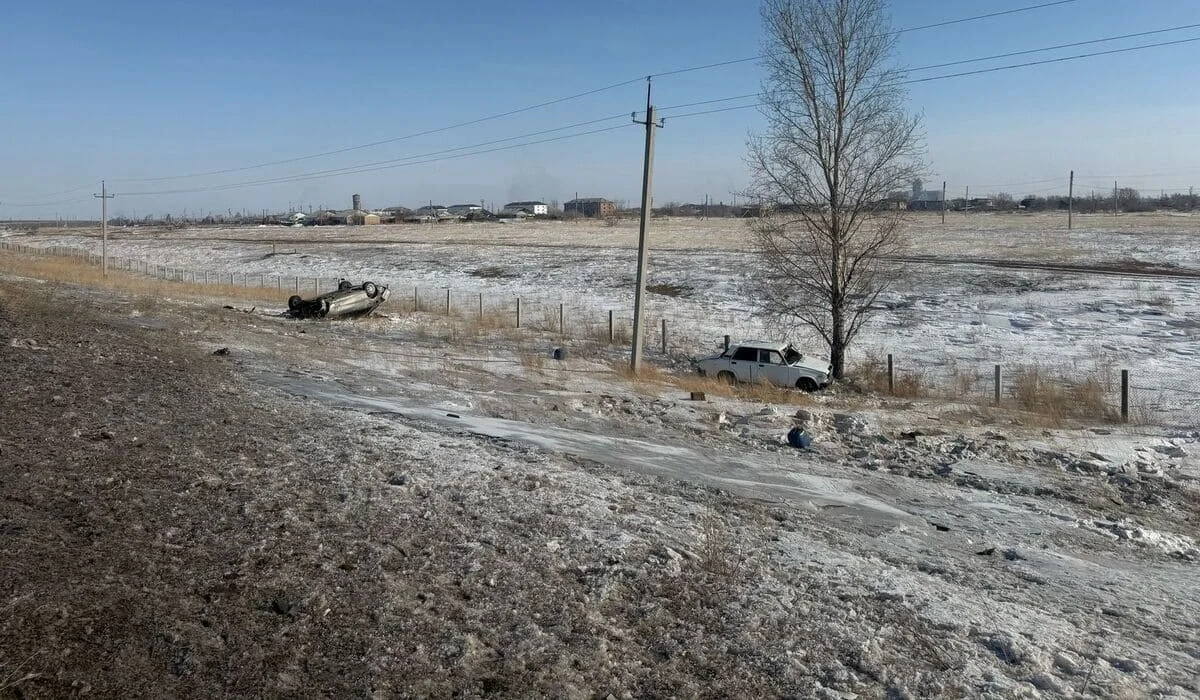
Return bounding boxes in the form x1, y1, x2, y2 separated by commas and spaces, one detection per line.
661, 318, 667, 354
277, 276, 282, 290
887, 354, 894, 394
559, 303, 565, 335
205, 270, 210, 285
516, 297, 522, 328
608, 310, 614, 342
1121, 369, 1129, 422
724, 334, 730, 351
994, 364, 1002, 405
313, 278, 318, 295
260, 273, 265, 287
446, 288, 451, 315
413, 286, 418, 310
478, 292, 483, 318
294, 276, 300, 293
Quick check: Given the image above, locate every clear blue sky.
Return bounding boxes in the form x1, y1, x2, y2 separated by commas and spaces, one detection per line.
3, 0, 1199, 218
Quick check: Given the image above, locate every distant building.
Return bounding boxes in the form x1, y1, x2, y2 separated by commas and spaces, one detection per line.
501, 200, 548, 216
344, 210, 380, 225
447, 203, 483, 216
907, 178, 944, 211
415, 205, 452, 218
564, 197, 615, 218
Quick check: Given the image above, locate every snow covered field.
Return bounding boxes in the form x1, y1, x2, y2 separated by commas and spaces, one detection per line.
7, 211, 1199, 425
3, 216, 1199, 696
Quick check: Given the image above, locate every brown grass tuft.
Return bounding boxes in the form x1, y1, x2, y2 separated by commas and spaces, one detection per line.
1008, 366, 1114, 425
0, 251, 293, 305
611, 363, 815, 405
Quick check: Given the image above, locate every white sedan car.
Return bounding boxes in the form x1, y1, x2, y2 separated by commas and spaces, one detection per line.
695, 340, 832, 391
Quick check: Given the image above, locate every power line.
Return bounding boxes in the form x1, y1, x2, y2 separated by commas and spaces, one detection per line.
104, 1, 1081, 187
907, 22, 1200, 73
971, 176, 1070, 190
667, 104, 761, 120
120, 123, 634, 197
120, 24, 1200, 199
894, 0, 1079, 35
649, 0, 1082, 78
658, 93, 761, 114
904, 34, 1200, 84
111, 78, 645, 184
122, 113, 630, 195
656, 30, 1200, 118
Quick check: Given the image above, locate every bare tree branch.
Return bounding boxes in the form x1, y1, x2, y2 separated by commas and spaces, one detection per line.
746, 0, 922, 379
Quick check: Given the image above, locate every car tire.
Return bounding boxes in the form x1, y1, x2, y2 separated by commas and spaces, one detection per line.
362, 281, 378, 298
797, 377, 819, 392
717, 371, 736, 385
287, 295, 303, 311
338, 280, 353, 291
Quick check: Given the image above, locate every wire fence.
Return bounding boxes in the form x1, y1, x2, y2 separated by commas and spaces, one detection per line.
4, 239, 1197, 429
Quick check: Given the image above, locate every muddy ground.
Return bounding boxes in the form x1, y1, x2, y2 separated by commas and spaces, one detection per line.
0, 276, 1197, 698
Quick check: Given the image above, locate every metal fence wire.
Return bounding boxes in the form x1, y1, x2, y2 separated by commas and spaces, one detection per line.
4, 240, 1199, 428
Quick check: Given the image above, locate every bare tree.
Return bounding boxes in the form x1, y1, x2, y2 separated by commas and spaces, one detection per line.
746, 0, 922, 379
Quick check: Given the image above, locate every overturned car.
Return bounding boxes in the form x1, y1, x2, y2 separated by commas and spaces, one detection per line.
287, 280, 389, 319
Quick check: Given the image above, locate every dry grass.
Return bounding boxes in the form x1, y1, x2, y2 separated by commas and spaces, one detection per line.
612, 363, 815, 406
848, 353, 1117, 425
851, 353, 930, 398
0, 251, 292, 305
1008, 366, 1114, 425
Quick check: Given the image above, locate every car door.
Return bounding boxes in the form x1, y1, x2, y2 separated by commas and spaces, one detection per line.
729, 346, 758, 382
757, 349, 792, 387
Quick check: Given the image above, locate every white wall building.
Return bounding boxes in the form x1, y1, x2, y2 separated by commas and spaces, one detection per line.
501, 201, 548, 216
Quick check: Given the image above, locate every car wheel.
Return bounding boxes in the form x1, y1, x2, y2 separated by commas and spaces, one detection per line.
362, 281, 378, 298
287, 295, 303, 311
338, 280, 353, 291
717, 371, 736, 385
797, 377, 819, 392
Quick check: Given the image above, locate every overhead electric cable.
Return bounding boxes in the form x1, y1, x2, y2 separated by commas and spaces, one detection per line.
112, 78, 645, 184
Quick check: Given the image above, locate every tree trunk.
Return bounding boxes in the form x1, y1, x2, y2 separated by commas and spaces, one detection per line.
830, 304, 846, 379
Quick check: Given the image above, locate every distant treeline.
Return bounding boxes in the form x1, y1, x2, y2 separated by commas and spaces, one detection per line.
955, 189, 1198, 214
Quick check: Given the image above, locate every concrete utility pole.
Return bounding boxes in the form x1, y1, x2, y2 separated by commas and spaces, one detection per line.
93, 180, 115, 276
630, 78, 664, 373
1068, 170, 1074, 230
1113, 181, 1118, 217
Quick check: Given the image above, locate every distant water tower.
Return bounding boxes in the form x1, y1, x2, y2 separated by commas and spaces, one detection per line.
352, 194, 362, 211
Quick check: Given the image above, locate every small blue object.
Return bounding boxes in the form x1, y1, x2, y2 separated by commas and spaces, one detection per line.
787, 427, 811, 449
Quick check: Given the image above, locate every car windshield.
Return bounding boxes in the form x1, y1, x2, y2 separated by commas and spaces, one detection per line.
783, 346, 801, 364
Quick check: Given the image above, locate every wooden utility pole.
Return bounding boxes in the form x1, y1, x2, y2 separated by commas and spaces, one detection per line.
1068, 170, 1074, 230
630, 78, 664, 373
93, 180, 114, 276
1113, 181, 1118, 217
941, 181, 946, 223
